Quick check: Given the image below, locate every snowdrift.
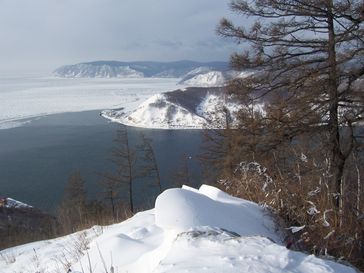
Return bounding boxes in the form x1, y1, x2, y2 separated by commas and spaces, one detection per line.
0, 185, 356, 273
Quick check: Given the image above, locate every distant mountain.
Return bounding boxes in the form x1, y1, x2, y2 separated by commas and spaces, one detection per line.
53, 60, 230, 79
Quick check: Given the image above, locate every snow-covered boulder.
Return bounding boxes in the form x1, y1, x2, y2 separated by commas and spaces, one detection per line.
155, 187, 280, 242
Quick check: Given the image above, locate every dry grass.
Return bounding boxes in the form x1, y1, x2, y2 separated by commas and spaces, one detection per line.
219, 154, 364, 271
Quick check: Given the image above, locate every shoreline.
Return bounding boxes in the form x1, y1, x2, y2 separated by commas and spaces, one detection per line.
0, 110, 204, 212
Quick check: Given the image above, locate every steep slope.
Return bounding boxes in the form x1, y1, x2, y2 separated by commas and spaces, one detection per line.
0, 185, 356, 273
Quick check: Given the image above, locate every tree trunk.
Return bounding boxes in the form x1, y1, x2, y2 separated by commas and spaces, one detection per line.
327, 0, 344, 208
125, 129, 134, 213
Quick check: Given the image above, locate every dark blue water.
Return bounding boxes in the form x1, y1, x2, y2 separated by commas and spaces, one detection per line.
0, 111, 203, 212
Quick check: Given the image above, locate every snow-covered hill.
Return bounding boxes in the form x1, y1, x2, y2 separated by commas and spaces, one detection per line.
177, 68, 257, 87
1, 198, 32, 209
54, 63, 144, 78
179, 70, 227, 87
102, 87, 242, 129
0, 185, 356, 273
53, 61, 229, 79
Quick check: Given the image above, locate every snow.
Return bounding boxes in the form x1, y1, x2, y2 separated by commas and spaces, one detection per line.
155, 187, 280, 242
0, 75, 179, 130
0, 72, 257, 131
0, 185, 356, 273
102, 89, 243, 129
178, 69, 255, 88
103, 93, 208, 129
183, 66, 214, 78
4, 198, 32, 209
195, 92, 242, 125
54, 63, 144, 78
155, 233, 351, 273
180, 71, 227, 87
286, 225, 306, 233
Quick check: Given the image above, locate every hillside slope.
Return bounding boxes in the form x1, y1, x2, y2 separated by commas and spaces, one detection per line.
0, 185, 356, 273
102, 87, 243, 129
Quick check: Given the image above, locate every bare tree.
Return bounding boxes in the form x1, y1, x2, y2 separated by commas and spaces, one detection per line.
172, 154, 193, 188
101, 126, 137, 214
99, 173, 122, 220
218, 0, 364, 208
58, 171, 87, 233
199, 94, 239, 183
137, 134, 162, 193
216, 1, 364, 268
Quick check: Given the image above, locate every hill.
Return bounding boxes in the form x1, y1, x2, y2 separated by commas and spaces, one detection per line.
53, 60, 229, 78
0, 185, 356, 273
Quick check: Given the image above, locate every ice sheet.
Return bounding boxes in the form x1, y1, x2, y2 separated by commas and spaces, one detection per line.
0, 75, 179, 129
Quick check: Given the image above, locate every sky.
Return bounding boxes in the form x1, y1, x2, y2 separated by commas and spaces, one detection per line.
0, 0, 242, 73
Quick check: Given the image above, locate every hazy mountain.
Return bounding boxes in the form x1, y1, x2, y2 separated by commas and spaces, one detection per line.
53, 60, 229, 78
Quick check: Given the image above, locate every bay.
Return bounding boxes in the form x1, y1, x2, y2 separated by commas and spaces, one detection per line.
0, 111, 204, 212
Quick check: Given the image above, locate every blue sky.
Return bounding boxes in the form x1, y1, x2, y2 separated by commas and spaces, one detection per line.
0, 0, 241, 72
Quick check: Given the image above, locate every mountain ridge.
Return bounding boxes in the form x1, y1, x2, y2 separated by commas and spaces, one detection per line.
53, 60, 230, 78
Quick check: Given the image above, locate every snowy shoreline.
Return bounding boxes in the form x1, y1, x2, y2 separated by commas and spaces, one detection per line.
101, 111, 206, 130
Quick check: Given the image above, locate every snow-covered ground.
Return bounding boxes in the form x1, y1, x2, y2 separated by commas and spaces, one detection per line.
3, 198, 32, 209
0, 74, 179, 130
179, 70, 227, 87
102, 93, 208, 129
0, 185, 356, 273
102, 87, 242, 129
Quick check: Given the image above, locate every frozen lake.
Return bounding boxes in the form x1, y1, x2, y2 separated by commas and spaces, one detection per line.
0, 74, 180, 129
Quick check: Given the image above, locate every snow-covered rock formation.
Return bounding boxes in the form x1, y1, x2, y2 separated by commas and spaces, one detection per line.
102, 87, 242, 129
0, 185, 356, 273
